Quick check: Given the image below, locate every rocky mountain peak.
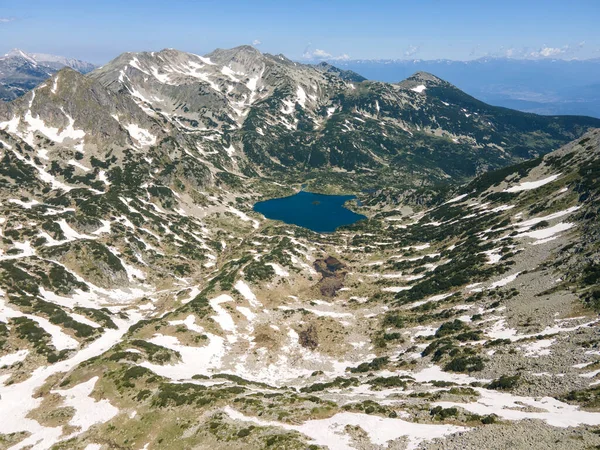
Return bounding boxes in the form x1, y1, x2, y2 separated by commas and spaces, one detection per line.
409, 71, 445, 84
208, 44, 262, 59
206, 45, 267, 73
395, 71, 449, 93
315, 61, 367, 82
397, 71, 445, 88
4, 48, 37, 63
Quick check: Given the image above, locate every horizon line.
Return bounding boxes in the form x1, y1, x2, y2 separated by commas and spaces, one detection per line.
3, 45, 600, 66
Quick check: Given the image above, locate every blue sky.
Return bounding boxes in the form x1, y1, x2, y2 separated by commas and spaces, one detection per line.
0, 0, 599, 63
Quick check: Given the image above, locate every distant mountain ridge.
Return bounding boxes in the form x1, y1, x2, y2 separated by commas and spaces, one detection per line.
0, 48, 96, 101
316, 57, 600, 117
1, 45, 598, 195
3, 48, 97, 73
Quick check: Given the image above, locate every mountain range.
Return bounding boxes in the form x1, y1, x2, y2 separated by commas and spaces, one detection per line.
0, 45, 599, 449
5, 48, 600, 118
323, 57, 600, 118
0, 49, 96, 101
2, 46, 599, 193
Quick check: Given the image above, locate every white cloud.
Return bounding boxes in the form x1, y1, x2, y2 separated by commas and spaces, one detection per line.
528, 43, 585, 59
302, 47, 349, 61
496, 43, 585, 60
252, 39, 261, 46
332, 53, 350, 61
404, 45, 420, 57
537, 46, 566, 57
0, 17, 15, 23
313, 48, 332, 58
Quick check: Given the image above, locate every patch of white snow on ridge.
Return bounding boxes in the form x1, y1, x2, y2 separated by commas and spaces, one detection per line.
246, 75, 260, 93
70, 313, 100, 329
52, 377, 119, 436
223, 407, 466, 450
228, 207, 259, 229
84, 445, 102, 450
139, 333, 226, 380
98, 170, 110, 186
296, 86, 307, 108
517, 206, 580, 228
24, 106, 85, 144
521, 338, 555, 357
28, 314, 79, 350
435, 388, 600, 428
92, 220, 111, 235
57, 219, 94, 241
224, 144, 236, 157
504, 174, 561, 193
169, 314, 205, 334
210, 294, 237, 338
9, 199, 40, 209
486, 318, 598, 342
445, 193, 468, 204
411, 84, 427, 93
266, 263, 289, 277
382, 286, 412, 293
482, 248, 503, 264
486, 319, 518, 340
489, 272, 521, 289
517, 222, 574, 243
125, 123, 157, 147
0, 115, 20, 134
0, 349, 29, 367
234, 280, 261, 307
67, 159, 90, 172
51, 75, 59, 94
221, 65, 241, 81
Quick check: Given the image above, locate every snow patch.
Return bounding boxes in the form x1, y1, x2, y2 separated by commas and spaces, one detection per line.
435, 388, 600, 428
266, 263, 289, 277
53, 377, 119, 436
504, 174, 561, 193
0, 350, 29, 367
234, 280, 260, 307
125, 123, 157, 147
224, 407, 466, 450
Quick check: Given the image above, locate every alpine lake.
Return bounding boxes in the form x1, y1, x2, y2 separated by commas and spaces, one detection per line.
253, 191, 366, 233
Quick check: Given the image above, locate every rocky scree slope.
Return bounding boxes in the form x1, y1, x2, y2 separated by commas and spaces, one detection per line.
0, 106, 598, 448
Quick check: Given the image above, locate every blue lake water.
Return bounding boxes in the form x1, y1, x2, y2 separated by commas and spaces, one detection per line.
253, 191, 366, 233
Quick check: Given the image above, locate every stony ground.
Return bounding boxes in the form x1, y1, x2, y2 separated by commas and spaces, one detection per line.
0, 127, 598, 449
